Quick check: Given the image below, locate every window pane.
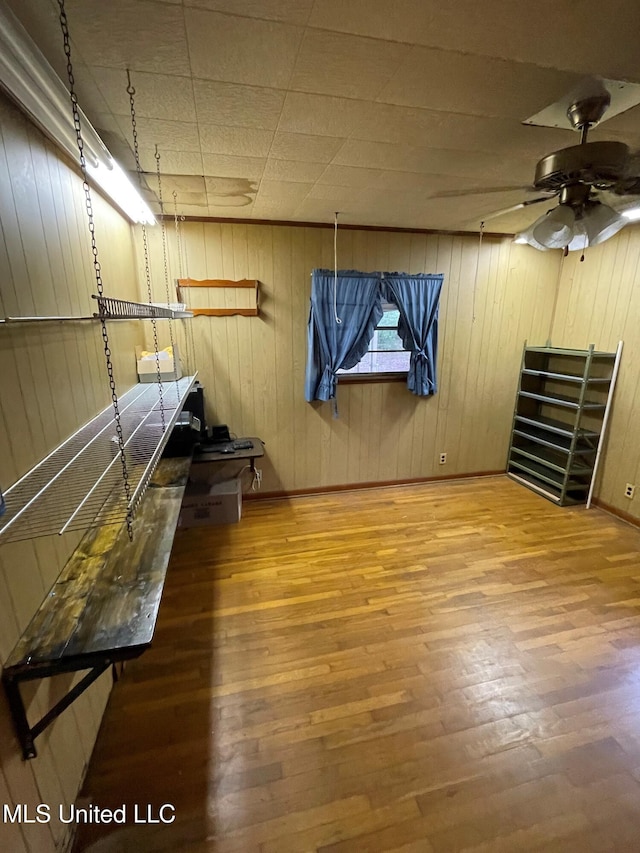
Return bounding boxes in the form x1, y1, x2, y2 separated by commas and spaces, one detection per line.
377, 327, 403, 351
372, 350, 410, 372
338, 303, 409, 376
378, 307, 400, 328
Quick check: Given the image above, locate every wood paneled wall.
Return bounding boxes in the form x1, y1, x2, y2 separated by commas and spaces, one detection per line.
0, 94, 142, 851
142, 221, 561, 494
551, 228, 640, 521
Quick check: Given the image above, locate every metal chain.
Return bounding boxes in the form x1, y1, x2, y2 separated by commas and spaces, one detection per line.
58, 0, 134, 539
126, 70, 166, 431
154, 146, 177, 388
173, 190, 185, 280
172, 191, 196, 374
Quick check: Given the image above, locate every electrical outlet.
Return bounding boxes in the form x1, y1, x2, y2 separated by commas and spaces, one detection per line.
625, 483, 635, 499
439, 453, 447, 464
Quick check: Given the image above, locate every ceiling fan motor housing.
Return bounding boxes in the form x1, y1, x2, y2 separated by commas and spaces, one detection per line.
534, 140, 629, 191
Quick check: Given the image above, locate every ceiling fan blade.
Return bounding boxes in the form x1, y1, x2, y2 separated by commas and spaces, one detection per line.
481, 194, 557, 223
431, 185, 548, 199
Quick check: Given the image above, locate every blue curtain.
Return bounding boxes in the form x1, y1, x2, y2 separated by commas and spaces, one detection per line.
305, 270, 383, 403
383, 274, 444, 396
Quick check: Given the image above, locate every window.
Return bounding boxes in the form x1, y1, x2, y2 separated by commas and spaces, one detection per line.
339, 302, 410, 378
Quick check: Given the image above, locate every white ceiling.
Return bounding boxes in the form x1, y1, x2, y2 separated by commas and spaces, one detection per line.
7, 0, 640, 233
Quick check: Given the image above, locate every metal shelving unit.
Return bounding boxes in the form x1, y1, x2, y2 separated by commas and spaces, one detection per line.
507, 343, 622, 506
0, 375, 197, 543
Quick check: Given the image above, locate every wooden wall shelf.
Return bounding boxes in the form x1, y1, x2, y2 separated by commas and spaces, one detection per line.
177, 278, 260, 317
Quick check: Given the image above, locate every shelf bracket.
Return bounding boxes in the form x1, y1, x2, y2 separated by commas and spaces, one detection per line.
2, 661, 110, 760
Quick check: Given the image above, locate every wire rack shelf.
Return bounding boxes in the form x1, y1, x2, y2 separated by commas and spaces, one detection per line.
0, 375, 197, 543
93, 295, 193, 320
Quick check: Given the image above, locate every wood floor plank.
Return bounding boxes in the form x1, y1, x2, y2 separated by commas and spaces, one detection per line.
73, 475, 640, 851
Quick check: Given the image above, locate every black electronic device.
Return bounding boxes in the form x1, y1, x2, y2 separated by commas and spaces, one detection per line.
183, 382, 206, 437
162, 412, 201, 457
232, 440, 253, 450
209, 424, 231, 443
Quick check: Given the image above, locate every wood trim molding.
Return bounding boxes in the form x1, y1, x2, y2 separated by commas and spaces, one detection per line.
161, 214, 511, 240
591, 498, 640, 529
244, 470, 505, 501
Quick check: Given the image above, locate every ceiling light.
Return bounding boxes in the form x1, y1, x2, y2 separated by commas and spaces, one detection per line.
516, 198, 633, 252
531, 204, 576, 249
0, 3, 154, 225
582, 202, 625, 246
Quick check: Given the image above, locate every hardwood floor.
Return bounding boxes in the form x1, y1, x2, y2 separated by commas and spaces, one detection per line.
74, 475, 640, 852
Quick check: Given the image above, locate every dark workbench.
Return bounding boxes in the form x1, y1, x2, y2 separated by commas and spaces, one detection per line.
2, 456, 191, 759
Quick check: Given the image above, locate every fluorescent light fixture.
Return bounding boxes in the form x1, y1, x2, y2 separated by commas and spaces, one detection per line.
0, 2, 154, 225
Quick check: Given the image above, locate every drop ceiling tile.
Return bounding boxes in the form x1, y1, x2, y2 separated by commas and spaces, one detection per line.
316, 165, 387, 188
199, 125, 274, 157
332, 139, 530, 182
93, 69, 196, 123
305, 184, 369, 203
344, 102, 573, 158
206, 195, 256, 210
175, 203, 213, 216
193, 80, 286, 130
138, 149, 204, 175
269, 132, 345, 163
378, 47, 581, 120
308, 1, 640, 83
251, 199, 300, 219
256, 180, 313, 201
373, 171, 476, 193
289, 30, 406, 100
278, 92, 376, 137
202, 153, 266, 180
184, 0, 314, 25
262, 159, 326, 182
63, 0, 190, 75
295, 191, 407, 225
159, 175, 207, 193
308, 0, 429, 45
292, 197, 358, 223
205, 176, 258, 209
115, 117, 201, 152
207, 206, 257, 219
185, 8, 303, 88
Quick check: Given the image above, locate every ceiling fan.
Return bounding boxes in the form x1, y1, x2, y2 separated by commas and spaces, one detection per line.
444, 82, 640, 251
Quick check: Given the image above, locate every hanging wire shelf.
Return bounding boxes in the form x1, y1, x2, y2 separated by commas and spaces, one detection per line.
93, 295, 193, 320
0, 375, 197, 544
0, 297, 194, 324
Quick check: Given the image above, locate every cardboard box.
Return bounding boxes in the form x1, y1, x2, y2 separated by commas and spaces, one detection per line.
178, 477, 242, 527
136, 344, 182, 383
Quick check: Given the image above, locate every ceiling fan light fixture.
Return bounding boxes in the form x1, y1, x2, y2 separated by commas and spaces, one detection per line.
582, 202, 626, 246
531, 204, 576, 248
566, 219, 588, 252
513, 227, 550, 251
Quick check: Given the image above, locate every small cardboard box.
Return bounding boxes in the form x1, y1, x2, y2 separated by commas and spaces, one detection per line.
136, 344, 182, 383
178, 477, 242, 527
